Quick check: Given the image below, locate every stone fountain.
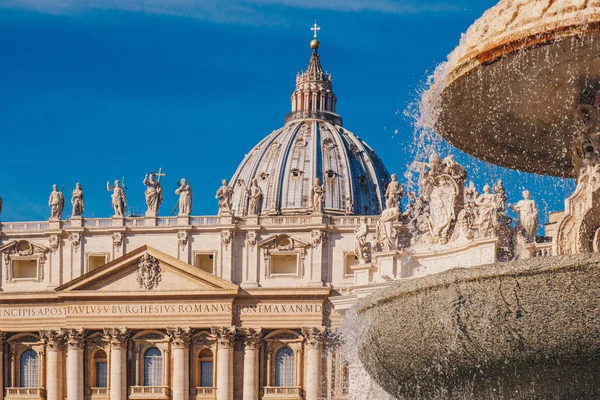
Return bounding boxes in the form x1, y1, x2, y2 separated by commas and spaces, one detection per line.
353, 1, 600, 399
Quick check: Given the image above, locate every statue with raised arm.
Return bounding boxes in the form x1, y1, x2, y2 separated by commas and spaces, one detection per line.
107, 179, 126, 217
310, 178, 325, 213
509, 190, 539, 243
175, 178, 192, 216
48, 184, 65, 220
143, 172, 163, 217
71, 182, 84, 217
354, 217, 371, 264
247, 178, 263, 216
385, 173, 404, 211
216, 179, 233, 216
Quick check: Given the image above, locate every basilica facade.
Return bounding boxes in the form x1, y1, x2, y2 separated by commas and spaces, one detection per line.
0, 28, 553, 400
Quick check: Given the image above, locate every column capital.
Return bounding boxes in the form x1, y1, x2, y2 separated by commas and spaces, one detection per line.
301, 327, 327, 349
62, 328, 86, 350
167, 327, 192, 349
239, 328, 262, 349
103, 328, 130, 349
211, 326, 236, 348
40, 329, 65, 350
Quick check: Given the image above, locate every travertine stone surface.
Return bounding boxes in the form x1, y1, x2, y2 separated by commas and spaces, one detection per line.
356, 254, 600, 399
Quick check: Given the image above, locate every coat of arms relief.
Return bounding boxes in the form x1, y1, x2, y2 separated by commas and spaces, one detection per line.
136, 253, 162, 290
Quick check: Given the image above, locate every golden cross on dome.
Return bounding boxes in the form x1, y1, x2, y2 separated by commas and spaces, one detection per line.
311, 21, 320, 39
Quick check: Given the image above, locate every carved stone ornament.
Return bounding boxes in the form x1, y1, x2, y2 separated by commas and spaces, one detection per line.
211, 326, 237, 348
258, 234, 310, 252
0, 240, 49, 267
136, 253, 162, 290
302, 327, 326, 349
49, 235, 60, 252
112, 232, 123, 248
240, 328, 262, 349
40, 330, 65, 350
167, 327, 192, 349
62, 328, 86, 350
221, 231, 232, 249
103, 328, 130, 348
68, 232, 81, 249
246, 232, 257, 248
311, 231, 327, 248
177, 232, 188, 250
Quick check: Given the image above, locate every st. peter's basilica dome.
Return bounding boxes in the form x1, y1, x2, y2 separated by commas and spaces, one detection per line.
229, 35, 391, 216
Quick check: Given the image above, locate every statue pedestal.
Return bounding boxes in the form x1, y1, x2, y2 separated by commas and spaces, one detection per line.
374, 250, 404, 281
220, 215, 234, 225
70, 216, 83, 228
144, 217, 157, 227
48, 218, 62, 230
351, 263, 377, 286
177, 216, 190, 226
246, 216, 260, 226
111, 216, 125, 227
310, 213, 327, 224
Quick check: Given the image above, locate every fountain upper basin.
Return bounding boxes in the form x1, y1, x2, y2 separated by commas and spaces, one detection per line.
432, 0, 600, 177
355, 254, 600, 399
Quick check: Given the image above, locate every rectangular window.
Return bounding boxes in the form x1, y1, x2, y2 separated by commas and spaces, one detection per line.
96, 362, 107, 388
12, 259, 38, 280
200, 361, 213, 387
88, 254, 107, 272
345, 253, 359, 276
195, 253, 215, 274
271, 254, 298, 275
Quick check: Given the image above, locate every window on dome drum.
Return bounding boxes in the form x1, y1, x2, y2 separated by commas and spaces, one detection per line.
198, 349, 214, 387
275, 347, 295, 387
20, 349, 39, 388
143, 347, 163, 386
87, 254, 108, 272
94, 350, 108, 388
195, 253, 215, 274
271, 254, 298, 275
12, 258, 38, 280
344, 253, 359, 277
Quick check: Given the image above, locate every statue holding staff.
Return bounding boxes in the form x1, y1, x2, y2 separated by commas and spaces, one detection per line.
143, 168, 165, 217
107, 179, 127, 217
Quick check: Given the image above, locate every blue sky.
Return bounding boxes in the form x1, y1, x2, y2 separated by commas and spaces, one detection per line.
0, 0, 573, 223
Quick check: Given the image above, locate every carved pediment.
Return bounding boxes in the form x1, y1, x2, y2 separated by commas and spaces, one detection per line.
56, 245, 238, 294
257, 234, 310, 252
0, 240, 49, 265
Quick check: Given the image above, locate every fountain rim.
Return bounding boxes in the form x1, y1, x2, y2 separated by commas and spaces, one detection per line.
356, 254, 600, 315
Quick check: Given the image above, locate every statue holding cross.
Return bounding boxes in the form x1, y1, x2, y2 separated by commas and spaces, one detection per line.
143, 168, 165, 217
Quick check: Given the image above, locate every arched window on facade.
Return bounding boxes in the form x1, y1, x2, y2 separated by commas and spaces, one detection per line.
198, 349, 214, 387
275, 347, 295, 387
143, 347, 163, 386
94, 350, 108, 388
20, 349, 39, 388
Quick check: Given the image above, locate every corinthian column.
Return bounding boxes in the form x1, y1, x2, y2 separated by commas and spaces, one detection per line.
0, 332, 5, 400
40, 330, 65, 400
104, 328, 129, 400
241, 328, 262, 400
212, 327, 236, 400
302, 328, 326, 400
167, 327, 191, 400
65, 329, 86, 400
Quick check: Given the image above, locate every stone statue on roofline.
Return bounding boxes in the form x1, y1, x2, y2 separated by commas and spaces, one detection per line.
48, 184, 65, 220
144, 170, 165, 217
354, 217, 372, 264
385, 173, 404, 211
510, 190, 539, 244
107, 179, 127, 217
310, 178, 325, 213
71, 182, 84, 217
216, 179, 234, 216
474, 184, 498, 239
247, 178, 263, 216
175, 178, 192, 216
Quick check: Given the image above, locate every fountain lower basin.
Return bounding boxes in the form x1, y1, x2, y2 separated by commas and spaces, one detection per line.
355, 254, 600, 399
